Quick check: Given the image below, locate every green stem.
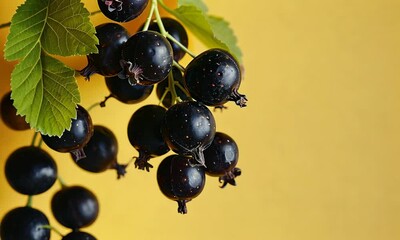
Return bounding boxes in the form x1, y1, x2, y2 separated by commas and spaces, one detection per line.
58, 176, 67, 189
167, 71, 178, 105
87, 102, 100, 112
142, 3, 156, 31
26, 195, 33, 207
41, 225, 64, 237
31, 132, 39, 146
166, 33, 196, 58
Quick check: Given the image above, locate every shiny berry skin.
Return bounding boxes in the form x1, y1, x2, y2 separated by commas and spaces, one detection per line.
103, 75, 153, 105
161, 101, 216, 166
120, 31, 173, 85
41, 105, 93, 161
62, 231, 97, 240
5, 146, 57, 195
203, 132, 242, 188
157, 155, 206, 214
127, 105, 169, 171
1, 91, 30, 130
98, 0, 148, 23
156, 67, 189, 108
147, 17, 188, 61
0, 207, 50, 240
80, 23, 130, 79
72, 125, 128, 179
184, 48, 247, 107
51, 185, 99, 230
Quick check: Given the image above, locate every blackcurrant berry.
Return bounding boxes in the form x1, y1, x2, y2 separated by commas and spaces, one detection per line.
5, 146, 57, 195
161, 101, 216, 166
62, 230, 97, 240
0, 207, 50, 240
127, 105, 169, 171
157, 155, 206, 214
184, 48, 247, 107
147, 17, 189, 61
72, 125, 128, 179
98, 0, 149, 23
41, 105, 94, 161
203, 132, 242, 188
102, 75, 153, 106
156, 67, 190, 108
1, 91, 30, 130
80, 23, 130, 80
51, 185, 99, 230
119, 31, 173, 85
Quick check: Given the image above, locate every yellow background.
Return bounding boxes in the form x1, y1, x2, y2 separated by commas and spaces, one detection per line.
1, 0, 400, 239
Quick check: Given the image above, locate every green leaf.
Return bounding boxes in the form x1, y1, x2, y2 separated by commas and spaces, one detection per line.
4, 0, 97, 136
11, 50, 80, 136
206, 15, 242, 63
177, 0, 208, 12
164, 4, 242, 63
4, 0, 98, 60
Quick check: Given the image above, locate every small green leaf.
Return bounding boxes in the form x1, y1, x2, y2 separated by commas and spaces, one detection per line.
165, 4, 242, 63
11, 51, 79, 136
207, 15, 242, 63
177, 0, 208, 12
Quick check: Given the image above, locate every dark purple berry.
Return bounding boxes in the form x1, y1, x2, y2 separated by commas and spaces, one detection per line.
127, 105, 169, 171
41, 105, 94, 161
161, 101, 216, 166
102, 75, 153, 106
184, 48, 247, 107
72, 125, 128, 179
120, 31, 173, 86
1, 91, 30, 130
98, 0, 149, 23
203, 132, 241, 188
157, 155, 206, 214
0, 207, 50, 240
5, 146, 57, 195
51, 185, 99, 230
80, 23, 129, 79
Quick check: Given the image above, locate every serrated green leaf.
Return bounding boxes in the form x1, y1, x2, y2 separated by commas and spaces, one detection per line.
207, 15, 242, 63
178, 0, 208, 12
4, 0, 97, 136
4, 0, 98, 60
11, 50, 80, 136
165, 4, 242, 63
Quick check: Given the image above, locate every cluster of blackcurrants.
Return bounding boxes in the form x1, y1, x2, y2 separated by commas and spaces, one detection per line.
0, 0, 247, 239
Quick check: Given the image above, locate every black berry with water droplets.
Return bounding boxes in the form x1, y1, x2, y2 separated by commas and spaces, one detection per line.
51, 185, 99, 230
1, 91, 30, 130
161, 101, 216, 166
157, 154, 206, 214
80, 23, 130, 79
5, 146, 57, 195
203, 132, 241, 188
127, 105, 169, 171
98, 0, 149, 23
0, 207, 50, 240
41, 105, 93, 161
147, 17, 188, 61
184, 48, 247, 107
102, 75, 153, 106
120, 31, 173, 86
72, 125, 128, 179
